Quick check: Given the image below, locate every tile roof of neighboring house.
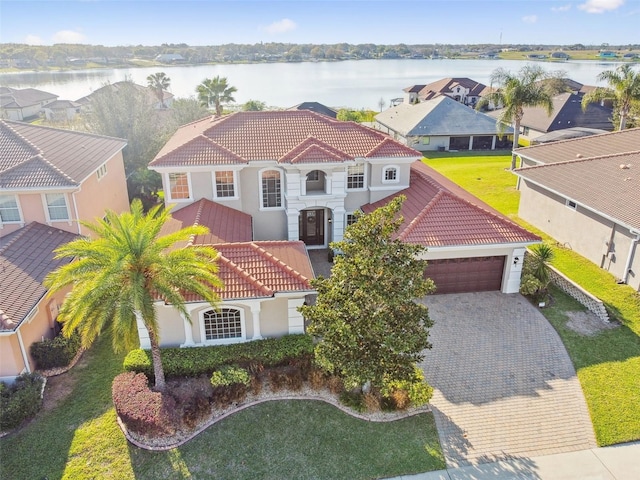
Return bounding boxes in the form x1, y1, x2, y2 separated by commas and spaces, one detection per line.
515, 151, 640, 231
288, 102, 338, 118
403, 84, 426, 94
375, 96, 513, 137
0, 223, 77, 331
531, 127, 609, 145
0, 120, 126, 189
514, 127, 640, 164
361, 161, 540, 247
150, 111, 421, 168
414, 77, 487, 101
0, 87, 58, 109
43, 100, 81, 109
488, 92, 613, 133
182, 241, 315, 301
160, 198, 253, 246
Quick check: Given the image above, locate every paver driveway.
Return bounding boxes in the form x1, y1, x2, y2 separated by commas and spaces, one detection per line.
419, 292, 597, 468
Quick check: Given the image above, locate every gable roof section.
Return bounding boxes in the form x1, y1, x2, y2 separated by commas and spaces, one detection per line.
161, 198, 253, 246
514, 127, 640, 164
0, 87, 57, 109
150, 110, 419, 168
0, 223, 77, 331
515, 152, 640, 231
0, 121, 126, 189
361, 161, 540, 247
182, 241, 314, 301
375, 96, 513, 137
416, 77, 487, 100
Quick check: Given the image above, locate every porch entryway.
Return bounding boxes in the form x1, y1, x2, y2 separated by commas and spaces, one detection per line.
299, 209, 325, 246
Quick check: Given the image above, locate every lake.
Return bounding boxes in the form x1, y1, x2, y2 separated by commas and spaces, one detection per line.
0, 59, 627, 110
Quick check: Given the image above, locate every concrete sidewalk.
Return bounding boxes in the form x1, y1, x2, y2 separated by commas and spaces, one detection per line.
390, 442, 640, 480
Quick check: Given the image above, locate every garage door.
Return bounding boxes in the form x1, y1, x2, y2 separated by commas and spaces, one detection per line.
426, 256, 505, 294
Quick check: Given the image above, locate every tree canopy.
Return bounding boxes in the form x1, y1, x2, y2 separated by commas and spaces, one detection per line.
196, 75, 237, 116
44, 199, 223, 390
581, 64, 640, 130
299, 196, 434, 391
146, 71, 171, 108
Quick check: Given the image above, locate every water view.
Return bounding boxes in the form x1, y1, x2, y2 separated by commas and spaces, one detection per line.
0, 59, 626, 110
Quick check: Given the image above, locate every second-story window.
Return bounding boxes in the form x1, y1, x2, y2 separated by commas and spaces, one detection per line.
96, 164, 107, 180
347, 164, 365, 190
0, 195, 21, 223
261, 170, 282, 208
383, 166, 398, 182
169, 173, 190, 200
45, 193, 69, 221
215, 171, 235, 198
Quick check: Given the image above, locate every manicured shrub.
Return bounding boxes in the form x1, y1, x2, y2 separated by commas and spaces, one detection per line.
0, 373, 45, 431
112, 372, 177, 437
123, 334, 314, 378
30, 333, 81, 370
210, 366, 251, 407
381, 367, 433, 410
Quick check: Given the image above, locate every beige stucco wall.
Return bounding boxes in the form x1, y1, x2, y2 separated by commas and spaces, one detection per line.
0, 335, 25, 380
258, 298, 290, 338
518, 181, 640, 289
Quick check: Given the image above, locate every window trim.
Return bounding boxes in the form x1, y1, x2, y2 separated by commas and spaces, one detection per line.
96, 163, 108, 181
199, 306, 246, 345
259, 168, 284, 210
166, 172, 193, 203
346, 163, 366, 191
0, 194, 23, 226
345, 212, 359, 227
212, 170, 239, 200
565, 199, 577, 210
382, 165, 399, 184
43, 192, 70, 223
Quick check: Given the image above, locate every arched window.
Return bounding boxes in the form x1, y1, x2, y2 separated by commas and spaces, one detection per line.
261, 169, 282, 208
202, 308, 243, 342
382, 166, 399, 183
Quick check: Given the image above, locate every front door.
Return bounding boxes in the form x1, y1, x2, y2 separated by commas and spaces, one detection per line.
299, 209, 325, 246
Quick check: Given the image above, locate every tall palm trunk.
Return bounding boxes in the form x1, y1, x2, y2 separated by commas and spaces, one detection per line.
619, 108, 628, 130
147, 327, 166, 391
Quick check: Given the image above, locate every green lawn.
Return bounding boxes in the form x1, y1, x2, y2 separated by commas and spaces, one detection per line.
424, 153, 640, 446
0, 337, 444, 480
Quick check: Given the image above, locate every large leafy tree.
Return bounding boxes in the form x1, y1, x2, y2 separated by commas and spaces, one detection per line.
44, 200, 223, 391
146, 71, 171, 108
196, 75, 237, 116
477, 65, 556, 170
299, 196, 434, 391
581, 64, 640, 130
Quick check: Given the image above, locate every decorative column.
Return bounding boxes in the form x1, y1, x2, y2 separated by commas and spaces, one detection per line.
287, 208, 299, 241
468, 136, 473, 150
491, 135, 497, 150
505, 247, 527, 294
135, 311, 151, 349
250, 302, 263, 340
332, 206, 346, 243
180, 312, 195, 347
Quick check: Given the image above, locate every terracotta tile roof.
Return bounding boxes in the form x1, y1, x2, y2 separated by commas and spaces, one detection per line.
361, 162, 540, 247
280, 137, 348, 164
161, 198, 253, 246
0, 223, 77, 331
515, 151, 640, 230
416, 77, 487, 100
150, 111, 420, 168
182, 241, 315, 301
514, 127, 640, 164
0, 121, 126, 189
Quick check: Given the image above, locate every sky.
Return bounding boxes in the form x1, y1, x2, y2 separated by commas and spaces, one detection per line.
0, 0, 638, 47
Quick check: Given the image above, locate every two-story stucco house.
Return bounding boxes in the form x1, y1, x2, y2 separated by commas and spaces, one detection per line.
0, 120, 129, 381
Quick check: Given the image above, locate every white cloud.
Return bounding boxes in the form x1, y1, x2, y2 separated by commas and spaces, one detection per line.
52, 30, 87, 44
578, 0, 625, 13
262, 18, 297, 35
551, 4, 572, 12
24, 35, 43, 45
522, 15, 538, 23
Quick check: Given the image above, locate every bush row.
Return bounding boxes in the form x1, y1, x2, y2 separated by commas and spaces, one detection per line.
0, 373, 45, 431
30, 333, 81, 370
123, 334, 314, 378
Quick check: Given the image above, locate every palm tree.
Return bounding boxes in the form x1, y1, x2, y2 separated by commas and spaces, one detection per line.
581, 64, 640, 130
44, 200, 223, 391
196, 75, 237, 116
146, 72, 171, 108
477, 65, 555, 170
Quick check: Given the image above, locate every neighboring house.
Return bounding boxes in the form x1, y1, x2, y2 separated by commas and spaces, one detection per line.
373, 96, 513, 151
531, 127, 609, 145
402, 77, 488, 106
0, 87, 58, 121
488, 92, 614, 143
599, 51, 618, 59
155, 53, 185, 63
288, 102, 338, 118
145, 198, 315, 348
41, 99, 81, 122
0, 120, 129, 239
76, 81, 174, 111
0, 222, 77, 382
551, 52, 570, 60
513, 128, 640, 290
145, 110, 538, 350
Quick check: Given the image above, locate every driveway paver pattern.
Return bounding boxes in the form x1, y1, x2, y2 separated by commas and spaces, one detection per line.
419, 292, 597, 468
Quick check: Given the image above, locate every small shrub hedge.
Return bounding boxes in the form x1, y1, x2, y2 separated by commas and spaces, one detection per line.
210, 365, 251, 388
0, 373, 45, 431
30, 332, 81, 370
381, 367, 433, 410
112, 372, 177, 437
124, 334, 314, 378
